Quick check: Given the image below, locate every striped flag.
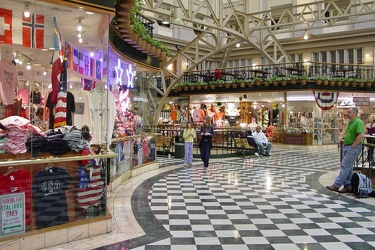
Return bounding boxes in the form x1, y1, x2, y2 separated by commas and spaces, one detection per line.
22, 13, 45, 48
53, 90, 67, 128
90, 57, 95, 77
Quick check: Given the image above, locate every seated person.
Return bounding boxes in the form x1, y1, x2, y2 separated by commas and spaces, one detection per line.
252, 126, 272, 156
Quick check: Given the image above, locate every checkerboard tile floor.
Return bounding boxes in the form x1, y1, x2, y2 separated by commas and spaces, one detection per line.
94, 147, 375, 250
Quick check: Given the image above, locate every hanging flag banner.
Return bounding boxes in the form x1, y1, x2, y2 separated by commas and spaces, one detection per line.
313, 91, 339, 110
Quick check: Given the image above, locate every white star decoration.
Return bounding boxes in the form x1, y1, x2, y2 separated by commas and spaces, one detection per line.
126, 64, 134, 88
115, 59, 123, 86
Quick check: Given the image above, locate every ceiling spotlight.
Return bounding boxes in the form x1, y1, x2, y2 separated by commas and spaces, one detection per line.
90, 50, 94, 57
174, 7, 182, 21
79, 37, 83, 43
161, 16, 170, 25
303, 31, 309, 40
77, 32, 81, 38
236, 43, 240, 48
26, 63, 31, 70
77, 17, 82, 32
24, 3, 30, 18
43, 68, 47, 75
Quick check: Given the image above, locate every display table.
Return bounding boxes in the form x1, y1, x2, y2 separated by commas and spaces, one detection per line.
279, 133, 313, 145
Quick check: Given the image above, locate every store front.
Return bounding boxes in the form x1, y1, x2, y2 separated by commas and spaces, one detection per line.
0, 1, 119, 248
158, 91, 375, 147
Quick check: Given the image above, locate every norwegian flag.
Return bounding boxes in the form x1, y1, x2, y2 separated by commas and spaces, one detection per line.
0, 8, 12, 44
22, 13, 44, 49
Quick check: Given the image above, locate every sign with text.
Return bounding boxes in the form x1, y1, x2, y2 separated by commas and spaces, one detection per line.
0, 193, 25, 237
353, 97, 370, 106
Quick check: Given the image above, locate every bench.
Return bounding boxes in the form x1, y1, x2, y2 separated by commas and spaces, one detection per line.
234, 137, 256, 158
156, 136, 173, 156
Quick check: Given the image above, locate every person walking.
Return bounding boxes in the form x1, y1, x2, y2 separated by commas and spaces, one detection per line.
199, 116, 215, 169
326, 107, 364, 193
183, 122, 196, 166
252, 126, 272, 156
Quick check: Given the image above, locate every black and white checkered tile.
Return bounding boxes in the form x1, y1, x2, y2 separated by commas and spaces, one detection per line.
98, 149, 375, 250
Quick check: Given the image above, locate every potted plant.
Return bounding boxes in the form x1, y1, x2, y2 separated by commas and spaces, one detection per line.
224, 80, 231, 88
182, 81, 190, 91
349, 78, 358, 87
343, 78, 350, 87
239, 79, 245, 88
298, 75, 308, 85
216, 79, 224, 88
279, 76, 288, 86
334, 77, 343, 87
290, 75, 298, 84
202, 81, 209, 89
366, 78, 373, 88
266, 76, 278, 86
253, 77, 261, 86
231, 79, 239, 88
195, 81, 203, 90
209, 80, 217, 89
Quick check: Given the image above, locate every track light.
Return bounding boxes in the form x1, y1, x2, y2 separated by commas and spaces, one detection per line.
26, 63, 31, 70
77, 32, 81, 38
79, 37, 83, 43
77, 17, 82, 32
24, 3, 30, 18
90, 50, 94, 57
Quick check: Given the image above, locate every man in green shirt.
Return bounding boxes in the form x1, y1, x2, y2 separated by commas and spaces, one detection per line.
326, 107, 364, 193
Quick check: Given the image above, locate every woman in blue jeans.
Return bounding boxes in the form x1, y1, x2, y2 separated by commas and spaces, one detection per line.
199, 116, 215, 168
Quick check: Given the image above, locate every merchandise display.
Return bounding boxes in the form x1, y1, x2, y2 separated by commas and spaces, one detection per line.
32, 166, 73, 229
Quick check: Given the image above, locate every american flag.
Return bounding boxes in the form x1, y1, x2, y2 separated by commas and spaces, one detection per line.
53, 84, 67, 128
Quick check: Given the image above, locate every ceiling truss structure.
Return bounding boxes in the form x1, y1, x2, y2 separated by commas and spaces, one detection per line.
137, 0, 375, 124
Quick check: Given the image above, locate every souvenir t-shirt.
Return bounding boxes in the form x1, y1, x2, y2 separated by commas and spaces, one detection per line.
0, 60, 20, 105
0, 168, 32, 226
32, 166, 72, 229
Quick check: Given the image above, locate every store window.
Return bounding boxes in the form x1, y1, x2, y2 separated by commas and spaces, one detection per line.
0, 0, 114, 238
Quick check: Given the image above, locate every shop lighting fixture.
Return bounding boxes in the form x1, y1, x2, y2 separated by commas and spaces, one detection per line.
174, 7, 182, 21
90, 50, 94, 57
77, 32, 81, 38
161, 16, 170, 25
77, 17, 83, 32
24, 3, 30, 18
236, 43, 240, 48
79, 37, 83, 43
26, 63, 31, 70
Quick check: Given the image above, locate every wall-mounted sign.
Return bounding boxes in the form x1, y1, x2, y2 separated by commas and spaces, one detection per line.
353, 97, 370, 106
0, 193, 25, 237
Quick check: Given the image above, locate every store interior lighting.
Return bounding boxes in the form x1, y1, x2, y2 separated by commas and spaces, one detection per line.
24, 2, 30, 18
77, 17, 83, 32
90, 50, 94, 57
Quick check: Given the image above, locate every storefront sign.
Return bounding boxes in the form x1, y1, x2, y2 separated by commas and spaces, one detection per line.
0, 193, 25, 237
353, 97, 370, 106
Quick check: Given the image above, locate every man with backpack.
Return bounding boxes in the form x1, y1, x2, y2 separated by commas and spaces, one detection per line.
326, 107, 365, 193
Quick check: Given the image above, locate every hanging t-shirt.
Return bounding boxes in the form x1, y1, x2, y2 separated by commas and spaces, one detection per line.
76, 165, 104, 209
17, 88, 29, 105
70, 89, 92, 131
32, 166, 73, 229
0, 60, 20, 105
30, 91, 42, 105
0, 168, 32, 226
